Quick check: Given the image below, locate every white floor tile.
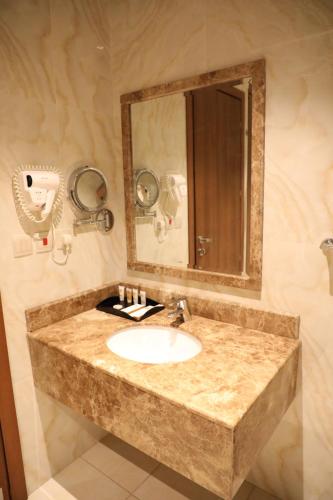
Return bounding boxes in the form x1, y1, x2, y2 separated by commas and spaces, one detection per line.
28, 487, 50, 500
102, 434, 158, 475
82, 435, 157, 492
54, 457, 129, 500
29, 478, 76, 499
134, 464, 223, 500
27, 435, 279, 500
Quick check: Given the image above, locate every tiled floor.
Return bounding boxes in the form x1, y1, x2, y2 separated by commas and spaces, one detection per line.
28, 435, 280, 500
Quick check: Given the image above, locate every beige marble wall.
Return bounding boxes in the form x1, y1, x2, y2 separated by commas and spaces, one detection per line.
0, 0, 125, 493
106, 1, 333, 499
2, 1, 333, 498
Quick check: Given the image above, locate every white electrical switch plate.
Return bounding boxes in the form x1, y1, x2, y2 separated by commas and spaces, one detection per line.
34, 232, 52, 253
13, 235, 33, 258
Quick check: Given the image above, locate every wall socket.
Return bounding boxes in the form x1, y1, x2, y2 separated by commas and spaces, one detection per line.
12, 235, 33, 258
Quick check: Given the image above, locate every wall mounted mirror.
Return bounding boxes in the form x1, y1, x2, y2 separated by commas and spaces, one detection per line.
121, 60, 265, 290
69, 166, 107, 212
68, 165, 113, 232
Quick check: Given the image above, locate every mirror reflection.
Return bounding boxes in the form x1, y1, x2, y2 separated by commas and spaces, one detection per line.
69, 166, 107, 213
131, 77, 252, 276
76, 170, 107, 210
135, 169, 160, 209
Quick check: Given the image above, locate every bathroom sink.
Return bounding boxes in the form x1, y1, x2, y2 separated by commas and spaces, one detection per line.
106, 325, 202, 364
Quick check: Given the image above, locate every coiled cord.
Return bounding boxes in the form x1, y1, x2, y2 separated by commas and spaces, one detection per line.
12, 164, 64, 224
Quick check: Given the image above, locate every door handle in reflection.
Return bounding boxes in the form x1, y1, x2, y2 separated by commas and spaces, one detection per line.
197, 235, 212, 244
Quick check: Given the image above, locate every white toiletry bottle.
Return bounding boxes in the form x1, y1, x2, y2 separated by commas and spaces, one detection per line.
126, 288, 133, 305
140, 290, 146, 306
119, 285, 125, 304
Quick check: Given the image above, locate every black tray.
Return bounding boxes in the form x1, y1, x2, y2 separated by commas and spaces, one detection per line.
96, 295, 164, 322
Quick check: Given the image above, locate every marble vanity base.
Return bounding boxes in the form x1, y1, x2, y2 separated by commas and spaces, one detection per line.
27, 286, 300, 500
29, 336, 298, 499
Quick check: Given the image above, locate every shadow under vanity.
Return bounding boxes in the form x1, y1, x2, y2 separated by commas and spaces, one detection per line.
26, 60, 300, 500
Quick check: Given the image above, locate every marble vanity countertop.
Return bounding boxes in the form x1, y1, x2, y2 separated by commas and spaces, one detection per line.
28, 307, 300, 499
27, 308, 299, 428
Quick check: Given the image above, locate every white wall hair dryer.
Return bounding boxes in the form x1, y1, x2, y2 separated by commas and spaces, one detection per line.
12, 165, 64, 224
22, 171, 59, 217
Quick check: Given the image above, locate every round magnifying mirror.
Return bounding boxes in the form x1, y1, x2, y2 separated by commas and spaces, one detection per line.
69, 166, 108, 212
135, 169, 159, 209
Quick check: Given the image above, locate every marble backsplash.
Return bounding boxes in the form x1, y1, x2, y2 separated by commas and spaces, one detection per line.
25, 280, 299, 338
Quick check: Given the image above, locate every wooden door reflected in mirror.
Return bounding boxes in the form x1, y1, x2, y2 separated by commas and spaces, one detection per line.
186, 79, 252, 275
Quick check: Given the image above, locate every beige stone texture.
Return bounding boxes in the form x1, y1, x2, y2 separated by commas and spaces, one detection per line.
1, 1, 333, 499
0, 0, 123, 493
25, 281, 299, 338
105, 2, 333, 498
28, 307, 299, 499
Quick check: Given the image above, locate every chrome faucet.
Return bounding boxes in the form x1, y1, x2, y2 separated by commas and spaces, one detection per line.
167, 298, 192, 323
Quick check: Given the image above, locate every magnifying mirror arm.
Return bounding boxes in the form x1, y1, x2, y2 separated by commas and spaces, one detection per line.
74, 208, 113, 232
74, 216, 96, 227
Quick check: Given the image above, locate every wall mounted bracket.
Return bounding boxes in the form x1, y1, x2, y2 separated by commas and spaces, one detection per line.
74, 208, 114, 233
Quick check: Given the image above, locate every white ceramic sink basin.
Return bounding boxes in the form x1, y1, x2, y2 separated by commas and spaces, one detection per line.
106, 325, 202, 364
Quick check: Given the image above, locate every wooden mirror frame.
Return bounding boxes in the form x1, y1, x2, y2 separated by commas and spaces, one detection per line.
121, 59, 265, 291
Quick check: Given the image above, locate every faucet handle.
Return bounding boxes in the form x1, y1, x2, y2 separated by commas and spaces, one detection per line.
168, 297, 186, 308
167, 297, 177, 308
179, 298, 192, 321
167, 297, 192, 322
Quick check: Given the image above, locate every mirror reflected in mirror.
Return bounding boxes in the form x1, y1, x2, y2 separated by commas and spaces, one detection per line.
135, 169, 160, 209
76, 170, 107, 210
122, 60, 265, 290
